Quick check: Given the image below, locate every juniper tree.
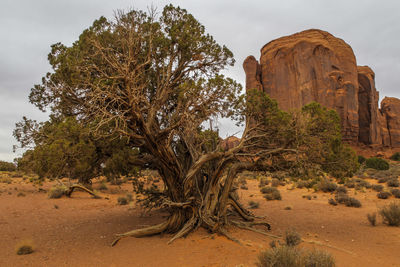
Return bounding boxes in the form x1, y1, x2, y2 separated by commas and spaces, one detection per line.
25, 4, 357, 245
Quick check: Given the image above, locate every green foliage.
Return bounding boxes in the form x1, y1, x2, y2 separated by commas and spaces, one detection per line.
14, 116, 139, 183
366, 157, 389, 170
358, 155, 366, 164
379, 202, 400, 226
390, 152, 400, 161
0, 161, 16, 171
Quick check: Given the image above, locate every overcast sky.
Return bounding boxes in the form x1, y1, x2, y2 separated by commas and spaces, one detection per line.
1, 0, 399, 162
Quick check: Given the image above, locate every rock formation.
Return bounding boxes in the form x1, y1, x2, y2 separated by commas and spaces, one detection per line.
244, 29, 400, 147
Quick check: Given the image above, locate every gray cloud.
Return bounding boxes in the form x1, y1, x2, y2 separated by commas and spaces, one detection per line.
1, 0, 399, 161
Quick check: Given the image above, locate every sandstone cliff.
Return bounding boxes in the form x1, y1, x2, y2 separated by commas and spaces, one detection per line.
244, 29, 399, 147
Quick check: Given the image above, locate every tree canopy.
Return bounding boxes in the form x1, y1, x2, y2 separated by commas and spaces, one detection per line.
18, 4, 358, 245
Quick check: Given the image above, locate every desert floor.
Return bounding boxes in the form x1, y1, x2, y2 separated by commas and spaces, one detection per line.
1, 176, 400, 267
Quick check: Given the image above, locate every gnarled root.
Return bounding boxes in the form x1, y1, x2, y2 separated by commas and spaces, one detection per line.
65, 184, 101, 199
111, 221, 169, 246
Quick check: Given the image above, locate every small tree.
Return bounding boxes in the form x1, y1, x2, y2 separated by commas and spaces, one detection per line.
24, 4, 357, 244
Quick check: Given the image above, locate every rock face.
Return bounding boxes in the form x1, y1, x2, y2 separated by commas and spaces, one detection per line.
244, 29, 400, 147
381, 97, 400, 147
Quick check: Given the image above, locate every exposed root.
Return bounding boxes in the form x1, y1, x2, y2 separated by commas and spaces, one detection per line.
228, 198, 254, 221
65, 184, 101, 199
231, 220, 277, 239
302, 239, 355, 255
167, 216, 198, 244
218, 228, 241, 244
111, 221, 169, 246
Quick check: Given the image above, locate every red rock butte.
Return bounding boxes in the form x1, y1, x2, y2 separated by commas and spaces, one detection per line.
244, 29, 400, 147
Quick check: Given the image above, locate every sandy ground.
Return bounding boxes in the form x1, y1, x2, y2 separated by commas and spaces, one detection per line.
1, 177, 400, 267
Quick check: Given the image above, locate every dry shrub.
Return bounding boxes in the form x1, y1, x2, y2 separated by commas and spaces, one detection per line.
391, 189, 400, 198
367, 213, 377, 226
285, 229, 301, 247
377, 191, 391, 199
379, 202, 400, 226
48, 185, 67, 199
257, 246, 335, 267
371, 184, 384, 192
318, 179, 337, 193
248, 200, 260, 209
15, 240, 34, 255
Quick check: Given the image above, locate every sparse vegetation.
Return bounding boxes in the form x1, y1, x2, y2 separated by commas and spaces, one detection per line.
318, 179, 337, 193
389, 152, 400, 161
261, 186, 282, 201
248, 200, 260, 209
367, 213, 377, 226
285, 229, 301, 247
379, 202, 400, 226
387, 179, 400, 187
391, 188, 400, 198
98, 181, 108, 191
48, 185, 67, 199
358, 155, 366, 164
328, 198, 337, 206
117, 196, 128, 205
366, 157, 389, 170
0, 161, 16, 171
256, 246, 335, 267
371, 184, 384, 192
377, 191, 391, 199
15, 240, 34, 255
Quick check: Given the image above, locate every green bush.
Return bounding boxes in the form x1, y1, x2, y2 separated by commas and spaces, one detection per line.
366, 157, 389, 170
379, 202, 400, 226
0, 161, 16, 171
390, 152, 400, 161
358, 155, 366, 164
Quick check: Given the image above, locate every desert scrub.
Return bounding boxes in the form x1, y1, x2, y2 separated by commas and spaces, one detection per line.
358, 155, 366, 164
379, 201, 400, 226
328, 198, 338, 206
98, 181, 108, 191
366, 157, 389, 170
15, 240, 34, 255
257, 246, 301, 267
377, 191, 391, 199
48, 185, 67, 199
258, 177, 269, 187
387, 179, 400, 187
345, 197, 362, 207
391, 188, 400, 198
335, 186, 347, 194
240, 184, 248, 190
285, 229, 301, 247
248, 200, 260, 209
261, 186, 282, 200
256, 246, 335, 267
117, 196, 128, 205
371, 184, 384, 192
367, 212, 377, 226
302, 249, 335, 267
318, 179, 337, 193
390, 152, 400, 161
